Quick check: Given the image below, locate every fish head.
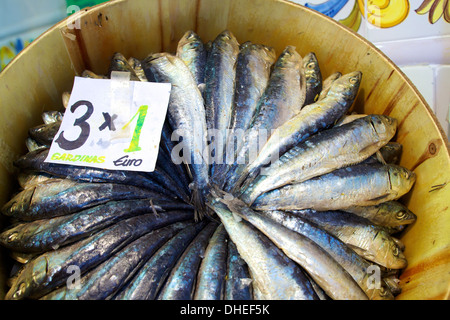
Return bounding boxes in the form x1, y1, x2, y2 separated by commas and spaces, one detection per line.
276, 46, 301, 69
365, 279, 395, 300
142, 53, 180, 80
374, 231, 408, 269
178, 30, 203, 52
253, 44, 277, 64
216, 30, 237, 42
214, 30, 240, 53
1, 188, 34, 217
388, 165, 416, 198
303, 52, 321, 84
5, 255, 48, 300
368, 114, 398, 141
379, 201, 417, 225
330, 71, 362, 101
110, 52, 130, 71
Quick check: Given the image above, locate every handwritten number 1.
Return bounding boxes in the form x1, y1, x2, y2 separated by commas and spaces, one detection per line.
123, 105, 148, 153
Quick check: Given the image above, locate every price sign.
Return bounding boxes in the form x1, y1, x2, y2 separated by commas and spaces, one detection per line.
45, 73, 171, 172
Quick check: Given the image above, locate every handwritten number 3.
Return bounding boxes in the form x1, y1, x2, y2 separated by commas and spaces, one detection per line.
55, 100, 94, 151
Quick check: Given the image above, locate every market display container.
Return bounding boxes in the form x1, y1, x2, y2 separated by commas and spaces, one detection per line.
0, 0, 448, 300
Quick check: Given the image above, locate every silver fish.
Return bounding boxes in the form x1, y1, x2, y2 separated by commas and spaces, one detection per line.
157, 221, 219, 300
302, 52, 322, 106
241, 114, 397, 204
219, 193, 368, 300
142, 53, 209, 217
114, 221, 206, 300
193, 224, 228, 300
177, 30, 207, 87
233, 71, 362, 192
252, 163, 416, 212
5, 211, 195, 300
224, 240, 253, 300
224, 46, 304, 191
343, 201, 417, 227
39, 222, 192, 300
204, 30, 240, 169
260, 210, 394, 299
292, 209, 408, 269
212, 41, 276, 186
209, 199, 319, 300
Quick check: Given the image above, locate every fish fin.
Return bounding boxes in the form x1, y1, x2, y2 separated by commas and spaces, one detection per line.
367, 194, 390, 202
375, 150, 387, 165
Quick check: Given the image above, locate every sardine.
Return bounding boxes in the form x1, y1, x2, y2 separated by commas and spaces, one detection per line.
143, 52, 209, 217
260, 210, 394, 299
39, 222, 191, 300
176, 30, 207, 87
224, 46, 304, 191
252, 163, 416, 212
0, 199, 192, 253
241, 114, 397, 204
343, 201, 417, 227
234, 71, 362, 192
209, 200, 319, 300
25, 138, 46, 152
127, 57, 148, 82
204, 30, 240, 170
302, 52, 322, 106
14, 148, 173, 198
212, 41, 276, 186
157, 221, 219, 300
2, 180, 179, 221
28, 121, 61, 147
379, 142, 403, 164
108, 52, 140, 81
41, 111, 63, 125
5, 210, 195, 300
291, 209, 407, 269
193, 224, 228, 300
219, 193, 368, 300
114, 221, 206, 300
224, 240, 253, 300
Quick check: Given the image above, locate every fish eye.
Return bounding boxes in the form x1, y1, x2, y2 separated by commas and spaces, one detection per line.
7, 232, 18, 243
13, 282, 26, 299
307, 62, 315, 69
379, 285, 387, 296
349, 77, 358, 84
396, 210, 407, 220
392, 246, 400, 257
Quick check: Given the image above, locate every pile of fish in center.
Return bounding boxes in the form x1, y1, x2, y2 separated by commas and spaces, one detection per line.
0, 30, 417, 300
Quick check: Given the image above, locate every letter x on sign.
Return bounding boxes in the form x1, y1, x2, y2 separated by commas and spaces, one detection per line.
99, 112, 118, 131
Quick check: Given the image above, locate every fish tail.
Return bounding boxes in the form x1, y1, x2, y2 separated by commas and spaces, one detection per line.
190, 184, 209, 221
210, 187, 248, 215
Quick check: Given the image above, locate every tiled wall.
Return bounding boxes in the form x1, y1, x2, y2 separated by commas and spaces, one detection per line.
291, 0, 450, 139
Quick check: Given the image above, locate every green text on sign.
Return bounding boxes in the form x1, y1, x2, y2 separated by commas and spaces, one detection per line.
123, 105, 148, 153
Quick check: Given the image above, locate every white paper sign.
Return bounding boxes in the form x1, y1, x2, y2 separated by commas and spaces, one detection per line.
45, 75, 171, 172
